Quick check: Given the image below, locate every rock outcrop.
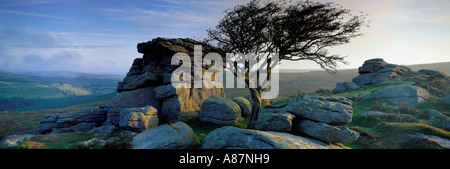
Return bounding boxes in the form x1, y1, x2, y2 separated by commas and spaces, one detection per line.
106, 86, 161, 125
352, 58, 412, 85
131, 121, 200, 149
107, 38, 225, 125
231, 97, 252, 118
118, 106, 159, 132
199, 96, 241, 125
255, 108, 294, 132
255, 99, 295, 132
254, 95, 358, 143
289, 95, 354, 126
361, 85, 430, 106
333, 81, 358, 92
202, 126, 342, 149
36, 109, 107, 134
418, 69, 444, 76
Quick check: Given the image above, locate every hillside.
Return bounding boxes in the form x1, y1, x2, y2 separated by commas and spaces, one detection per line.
0, 92, 116, 139
224, 61, 450, 98
408, 61, 450, 75
224, 69, 358, 98
0, 70, 122, 111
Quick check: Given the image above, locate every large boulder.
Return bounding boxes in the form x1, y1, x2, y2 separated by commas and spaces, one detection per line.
361, 85, 430, 106
353, 58, 411, 85
36, 109, 107, 134
119, 106, 159, 132
254, 98, 295, 132
293, 120, 359, 143
201, 126, 342, 149
333, 82, 358, 92
231, 97, 252, 118
255, 105, 295, 132
288, 95, 354, 126
199, 96, 241, 125
131, 121, 200, 149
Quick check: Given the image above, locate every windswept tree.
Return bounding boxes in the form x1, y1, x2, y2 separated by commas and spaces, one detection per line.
207, 0, 368, 129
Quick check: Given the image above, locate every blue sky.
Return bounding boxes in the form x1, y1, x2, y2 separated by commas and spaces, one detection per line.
0, 0, 449, 75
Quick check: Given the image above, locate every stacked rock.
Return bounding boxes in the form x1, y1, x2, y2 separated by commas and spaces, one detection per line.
106, 37, 225, 125
198, 96, 253, 125
352, 58, 411, 85
35, 108, 107, 134
255, 95, 359, 143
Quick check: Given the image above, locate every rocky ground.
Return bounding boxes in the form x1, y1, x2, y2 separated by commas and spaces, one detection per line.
1, 39, 449, 149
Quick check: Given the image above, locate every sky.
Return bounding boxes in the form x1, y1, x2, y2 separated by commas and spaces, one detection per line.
0, 0, 449, 75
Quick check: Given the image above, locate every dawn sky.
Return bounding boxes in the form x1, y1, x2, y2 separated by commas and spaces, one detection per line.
0, 0, 449, 75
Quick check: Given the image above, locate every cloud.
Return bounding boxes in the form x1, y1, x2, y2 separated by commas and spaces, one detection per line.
0, 27, 134, 74
1, 50, 83, 72
391, 0, 450, 25
95, 0, 248, 38
0, 9, 75, 22
100, 6, 217, 26
0, 28, 57, 48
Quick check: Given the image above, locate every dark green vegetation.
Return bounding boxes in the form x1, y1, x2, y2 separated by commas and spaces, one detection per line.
0, 70, 121, 111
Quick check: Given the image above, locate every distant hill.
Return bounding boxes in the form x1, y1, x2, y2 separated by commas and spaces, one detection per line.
407, 61, 450, 75
226, 61, 450, 98
20, 70, 123, 80
0, 70, 122, 111
279, 61, 450, 75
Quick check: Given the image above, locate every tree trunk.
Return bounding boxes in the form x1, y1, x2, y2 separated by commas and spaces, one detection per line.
247, 87, 262, 129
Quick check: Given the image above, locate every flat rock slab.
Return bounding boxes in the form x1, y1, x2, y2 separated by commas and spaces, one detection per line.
202, 126, 342, 149
131, 121, 200, 149
293, 120, 359, 143
288, 95, 353, 126
361, 85, 430, 106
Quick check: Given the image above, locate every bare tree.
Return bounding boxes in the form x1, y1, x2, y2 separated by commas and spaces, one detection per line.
207, 0, 367, 129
